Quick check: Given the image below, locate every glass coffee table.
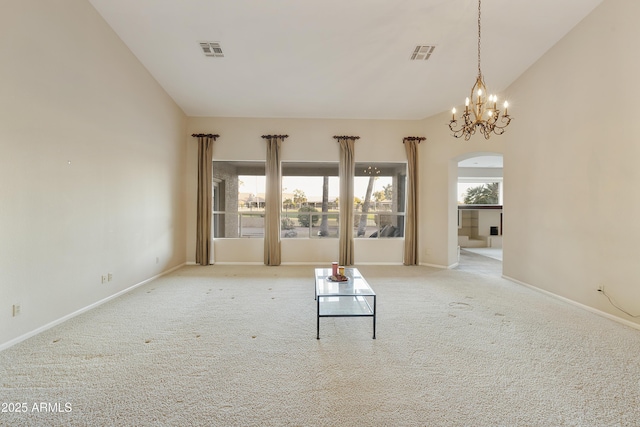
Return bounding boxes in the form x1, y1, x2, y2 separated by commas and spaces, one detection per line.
314, 268, 376, 339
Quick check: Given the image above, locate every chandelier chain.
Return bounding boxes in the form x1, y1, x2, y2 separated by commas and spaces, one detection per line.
477, 0, 482, 77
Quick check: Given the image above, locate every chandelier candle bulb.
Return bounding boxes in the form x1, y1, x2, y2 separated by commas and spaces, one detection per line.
452, 108, 456, 120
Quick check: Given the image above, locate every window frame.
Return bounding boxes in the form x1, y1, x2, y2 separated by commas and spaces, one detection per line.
280, 162, 340, 239
353, 162, 407, 239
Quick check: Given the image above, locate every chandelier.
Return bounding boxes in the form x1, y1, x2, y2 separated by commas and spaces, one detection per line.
363, 166, 380, 175
449, 0, 511, 140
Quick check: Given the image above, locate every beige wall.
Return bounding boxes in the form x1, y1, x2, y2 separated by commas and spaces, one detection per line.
186, 116, 505, 267
502, 0, 640, 326
0, 0, 187, 348
420, 112, 505, 267
187, 117, 423, 265
185, 113, 507, 267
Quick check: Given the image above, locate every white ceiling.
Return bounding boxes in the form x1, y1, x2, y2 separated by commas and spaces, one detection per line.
88, 0, 603, 120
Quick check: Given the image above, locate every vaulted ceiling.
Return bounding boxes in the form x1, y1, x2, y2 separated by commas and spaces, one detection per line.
88, 0, 603, 120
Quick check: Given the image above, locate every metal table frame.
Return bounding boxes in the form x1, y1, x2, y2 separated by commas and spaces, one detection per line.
314, 267, 376, 339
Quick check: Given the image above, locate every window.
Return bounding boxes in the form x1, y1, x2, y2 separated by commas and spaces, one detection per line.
211, 160, 407, 240
212, 161, 265, 238
281, 162, 339, 239
457, 182, 502, 205
354, 162, 406, 239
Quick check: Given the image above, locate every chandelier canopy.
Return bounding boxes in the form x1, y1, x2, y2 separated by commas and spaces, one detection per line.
449, 0, 512, 140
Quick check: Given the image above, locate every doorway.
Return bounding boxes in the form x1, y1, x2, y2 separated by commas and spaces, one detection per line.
454, 153, 503, 270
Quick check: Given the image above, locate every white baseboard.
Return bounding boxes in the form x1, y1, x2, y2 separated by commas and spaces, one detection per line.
212, 262, 264, 265
502, 275, 640, 332
213, 262, 408, 266
212, 262, 406, 266
419, 262, 451, 269
0, 263, 186, 353
354, 262, 404, 266
187, 262, 265, 266
281, 262, 326, 266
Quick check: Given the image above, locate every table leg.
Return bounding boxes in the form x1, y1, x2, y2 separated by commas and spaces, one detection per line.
317, 297, 320, 339
372, 295, 376, 339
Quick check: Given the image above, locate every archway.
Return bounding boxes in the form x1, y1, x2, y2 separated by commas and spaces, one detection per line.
448, 152, 503, 270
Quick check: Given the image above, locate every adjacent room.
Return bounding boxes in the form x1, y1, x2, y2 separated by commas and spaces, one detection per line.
2, 0, 639, 425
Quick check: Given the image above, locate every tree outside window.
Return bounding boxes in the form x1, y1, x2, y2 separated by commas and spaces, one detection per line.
461, 182, 500, 204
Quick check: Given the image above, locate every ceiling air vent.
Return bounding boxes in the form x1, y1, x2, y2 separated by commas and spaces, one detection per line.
410, 45, 435, 61
199, 42, 224, 58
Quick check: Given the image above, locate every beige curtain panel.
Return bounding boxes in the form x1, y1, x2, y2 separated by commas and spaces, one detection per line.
335, 136, 359, 266
193, 133, 219, 266
263, 135, 287, 266
403, 137, 424, 265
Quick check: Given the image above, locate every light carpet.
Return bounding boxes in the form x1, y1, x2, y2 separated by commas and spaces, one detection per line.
461, 247, 503, 261
1, 252, 639, 426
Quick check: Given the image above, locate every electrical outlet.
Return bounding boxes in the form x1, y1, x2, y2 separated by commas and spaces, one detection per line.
12, 303, 21, 317
101, 275, 107, 284
108, 273, 113, 282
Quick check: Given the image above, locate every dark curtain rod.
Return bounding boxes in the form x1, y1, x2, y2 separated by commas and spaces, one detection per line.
403, 137, 426, 143
191, 133, 220, 139
333, 136, 360, 140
